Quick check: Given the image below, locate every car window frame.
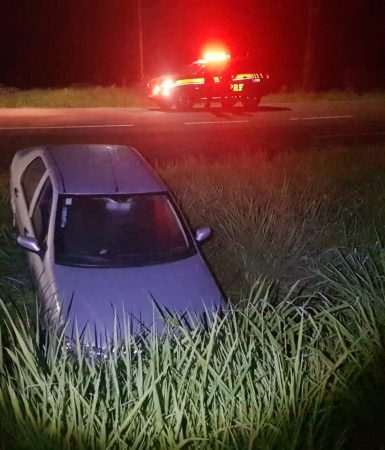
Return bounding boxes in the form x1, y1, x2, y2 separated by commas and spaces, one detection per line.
28, 172, 50, 217
30, 174, 53, 245
21, 156, 47, 210
53, 191, 197, 268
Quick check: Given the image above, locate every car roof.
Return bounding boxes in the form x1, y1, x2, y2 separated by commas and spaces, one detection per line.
19, 145, 166, 195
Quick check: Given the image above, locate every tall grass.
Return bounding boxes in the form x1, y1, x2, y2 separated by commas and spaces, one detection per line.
159, 145, 385, 294
1, 145, 385, 300
267, 89, 385, 103
0, 173, 34, 315
0, 85, 384, 108
0, 86, 149, 108
1, 144, 385, 448
1, 263, 385, 450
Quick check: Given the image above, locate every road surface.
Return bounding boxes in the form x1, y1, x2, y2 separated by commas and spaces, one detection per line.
0, 100, 384, 168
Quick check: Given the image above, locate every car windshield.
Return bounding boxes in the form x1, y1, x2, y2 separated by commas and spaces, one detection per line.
54, 193, 195, 268
178, 62, 205, 77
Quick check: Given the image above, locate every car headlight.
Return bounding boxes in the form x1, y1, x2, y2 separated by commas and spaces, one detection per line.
160, 78, 175, 96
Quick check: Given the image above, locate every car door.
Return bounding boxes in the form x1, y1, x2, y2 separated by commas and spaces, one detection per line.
199, 67, 220, 100
28, 175, 54, 281
200, 62, 230, 100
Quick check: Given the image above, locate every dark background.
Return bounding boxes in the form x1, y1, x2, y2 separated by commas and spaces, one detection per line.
0, 0, 384, 90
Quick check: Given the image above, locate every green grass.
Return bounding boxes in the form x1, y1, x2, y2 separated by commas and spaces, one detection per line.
1, 143, 385, 298
1, 143, 385, 448
158, 144, 385, 295
1, 266, 385, 450
0, 173, 35, 316
0, 85, 150, 108
266, 89, 385, 103
0, 85, 384, 108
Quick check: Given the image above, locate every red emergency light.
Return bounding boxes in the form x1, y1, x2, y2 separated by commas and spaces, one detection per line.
203, 51, 230, 63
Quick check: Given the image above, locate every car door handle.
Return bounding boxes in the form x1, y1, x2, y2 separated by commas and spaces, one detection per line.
14, 187, 19, 197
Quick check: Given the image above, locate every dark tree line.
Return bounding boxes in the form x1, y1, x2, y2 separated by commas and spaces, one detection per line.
0, 0, 384, 89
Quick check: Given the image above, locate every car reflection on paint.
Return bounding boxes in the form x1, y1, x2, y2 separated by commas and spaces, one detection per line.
10, 144, 224, 347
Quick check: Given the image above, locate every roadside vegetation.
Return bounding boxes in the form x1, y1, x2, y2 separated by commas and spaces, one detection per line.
0, 84, 384, 108
1, 143, 385, 449
268, 89, 385, 103
0, 85, 150, 108
159, 143, 385, 295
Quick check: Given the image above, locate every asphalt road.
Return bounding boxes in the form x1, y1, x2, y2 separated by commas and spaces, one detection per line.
0, 100, 384, 169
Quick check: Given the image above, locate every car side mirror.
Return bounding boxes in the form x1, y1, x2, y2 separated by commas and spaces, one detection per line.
195, 227, 212, 243
17, 235, 41, 253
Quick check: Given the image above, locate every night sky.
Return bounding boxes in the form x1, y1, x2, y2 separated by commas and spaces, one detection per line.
0, 0, 384, 90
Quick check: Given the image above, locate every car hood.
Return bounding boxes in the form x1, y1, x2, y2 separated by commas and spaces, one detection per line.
52, 254, 223, 344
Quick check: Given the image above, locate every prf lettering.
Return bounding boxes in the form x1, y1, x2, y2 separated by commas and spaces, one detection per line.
231, 83, 244, 92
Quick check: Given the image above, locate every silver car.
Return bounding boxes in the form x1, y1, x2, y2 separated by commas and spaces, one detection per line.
10, 144, 224, 345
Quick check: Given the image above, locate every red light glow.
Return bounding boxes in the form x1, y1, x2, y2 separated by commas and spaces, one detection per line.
203, 51, 230, 63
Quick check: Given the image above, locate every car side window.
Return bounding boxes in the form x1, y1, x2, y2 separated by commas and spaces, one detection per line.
21, 157, 46, 209
31, 177, 53, 245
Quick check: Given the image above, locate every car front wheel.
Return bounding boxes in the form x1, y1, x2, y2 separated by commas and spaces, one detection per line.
242, 96, 261, 110
157, 98, 173, 111
221, 97, 237, 110
175, 95, 193, 112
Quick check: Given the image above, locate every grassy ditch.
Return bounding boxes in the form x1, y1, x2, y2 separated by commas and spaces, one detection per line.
2, 144, 385, 300
158, 144, 385, 296
0, 173, 34, 316
0, 85, 384, 108
1, 143, 385, 448
1, 265, 385, 450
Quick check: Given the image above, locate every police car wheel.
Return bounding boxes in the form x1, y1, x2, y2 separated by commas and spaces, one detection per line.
242, 97, 261, 110
175, 96, 193, 112
157, 99, 173, 111
221, 98, 237, 109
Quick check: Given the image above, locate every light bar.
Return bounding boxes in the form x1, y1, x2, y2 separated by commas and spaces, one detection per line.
203, 51, 230, 63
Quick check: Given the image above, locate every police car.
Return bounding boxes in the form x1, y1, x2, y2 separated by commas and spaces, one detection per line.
146, 52, 271, 111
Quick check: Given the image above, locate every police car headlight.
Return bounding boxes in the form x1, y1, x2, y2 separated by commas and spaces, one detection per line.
161, 79, 174, 96
161, 79, 174, 89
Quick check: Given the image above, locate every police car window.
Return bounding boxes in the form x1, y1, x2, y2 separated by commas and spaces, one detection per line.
31, 177, 53, 245
21, 157, 46, 209
180, 63, 204, 77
